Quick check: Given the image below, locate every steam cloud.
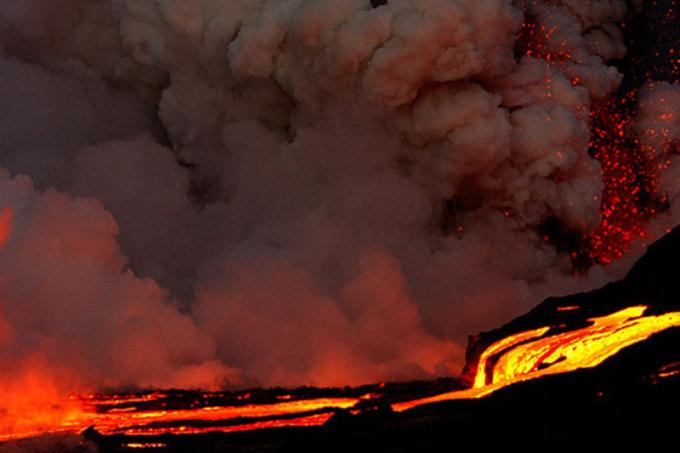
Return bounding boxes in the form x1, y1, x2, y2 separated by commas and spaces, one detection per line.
0, 0, 678, 392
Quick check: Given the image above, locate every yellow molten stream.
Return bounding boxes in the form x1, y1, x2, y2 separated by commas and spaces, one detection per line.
0, 395, 360, 442
471, 326, 551, 388
394, 305, 680, 411
484, 306, 680, 387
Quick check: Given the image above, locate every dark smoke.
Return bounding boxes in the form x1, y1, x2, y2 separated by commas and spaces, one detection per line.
0, 0, 678, 394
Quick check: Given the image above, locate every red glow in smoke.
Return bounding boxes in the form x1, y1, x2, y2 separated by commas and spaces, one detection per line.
517, 10, 674, 268
585, 95, 668, 265
516, 18, 573, 63
0, 207, 13, 249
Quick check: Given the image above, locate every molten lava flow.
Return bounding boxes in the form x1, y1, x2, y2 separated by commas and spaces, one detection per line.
470, 326, 550, 389
485, 306, 677, 384
394, 305, 680, 411
123, 443, 168, 449
0, 392, 361, 442
81, 395, 359, 436
3, 305, 680, 441
1, 210, 91, 441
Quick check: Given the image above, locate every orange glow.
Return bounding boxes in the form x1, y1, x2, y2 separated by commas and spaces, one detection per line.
114, 413, 336, 437
391, 386, 497, 412
123, 443, 167, 449
483, 306, 677, 385
655, 361, 680, 379
3, 306, 679, 442
0, 364, 88, 442
0, 393, 359, 442
85, 395, 358, 435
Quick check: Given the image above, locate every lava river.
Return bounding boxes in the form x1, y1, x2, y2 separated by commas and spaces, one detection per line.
2, 304, 680, 443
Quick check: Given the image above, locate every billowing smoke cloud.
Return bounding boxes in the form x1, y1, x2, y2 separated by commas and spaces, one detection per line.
0, 0, 678, 391
0, 168, 236, 389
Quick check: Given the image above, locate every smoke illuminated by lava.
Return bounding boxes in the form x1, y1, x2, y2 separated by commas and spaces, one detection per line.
0, 0, 679, 441
4, 303, 680, 443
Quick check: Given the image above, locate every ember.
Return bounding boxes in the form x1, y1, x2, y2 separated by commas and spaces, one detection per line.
583, 95, 666, 266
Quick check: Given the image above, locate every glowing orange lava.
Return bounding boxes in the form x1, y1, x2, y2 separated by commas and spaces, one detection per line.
394, 306, 680, 411
83, 395, 359, 436
2, 305, 679, 442
0, 394, 360, 442
0, 365, 89, 442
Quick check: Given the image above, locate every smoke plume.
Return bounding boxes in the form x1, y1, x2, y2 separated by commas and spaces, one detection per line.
0, 0, 678, 391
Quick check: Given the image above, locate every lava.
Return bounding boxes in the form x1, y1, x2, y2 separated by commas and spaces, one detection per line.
0, 365, 89, 442
479, 306, 680, 386
123, 443, 167, 449
4, 304, 679, 442
0, 394, 360, 442
394, 305, 680, 411
83, 395, 359, 436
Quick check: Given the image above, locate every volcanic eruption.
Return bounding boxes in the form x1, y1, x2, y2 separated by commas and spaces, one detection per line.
0, 0, 678, 449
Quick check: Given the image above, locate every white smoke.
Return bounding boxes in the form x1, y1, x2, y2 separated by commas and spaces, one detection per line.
0, 0, 677, 391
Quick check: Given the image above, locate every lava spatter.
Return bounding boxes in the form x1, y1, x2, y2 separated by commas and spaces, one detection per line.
517, 0, 679, 268
583, 93, 667, 266
579, 0, 679, 266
